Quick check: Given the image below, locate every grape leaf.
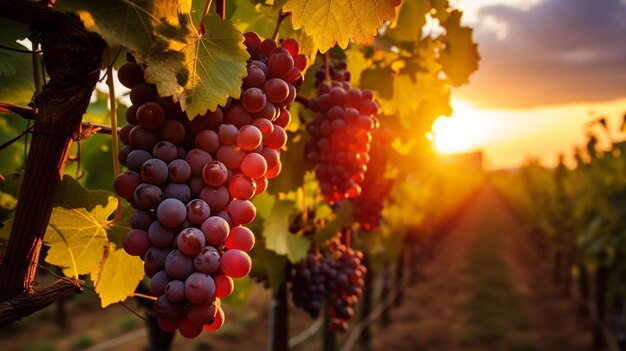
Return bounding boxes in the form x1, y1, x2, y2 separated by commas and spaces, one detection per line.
281, 0, 401, 52
267, 131, 309, 194
93, 243, 144, 307
262, 199, 310, 262
222, 276, 253, 307
57, 0, 179, 62
385, 0, 430, 43
439, 10, 479, 87
147, 14, 250, 117
44, 186, 117, 277
0, 18, 30, 77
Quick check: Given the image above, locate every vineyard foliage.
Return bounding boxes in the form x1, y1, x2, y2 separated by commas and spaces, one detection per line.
493, 118, 626, 295
0, 0, 480, 311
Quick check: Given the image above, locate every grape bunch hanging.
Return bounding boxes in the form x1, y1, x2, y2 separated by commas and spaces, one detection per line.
291, 238, 366, 332
352, 135, 393, 231
305, 60, 380, 204
114, 33, 306, 338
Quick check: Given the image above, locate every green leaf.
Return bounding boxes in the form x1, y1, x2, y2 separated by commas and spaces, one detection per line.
0, 18, 30, 77
385, 0, 430, 43
222, 276, 253, 307
44, 176, 117, 277
57, 0, 181, 62
267, 131, 309, 194
439, 10, 479, 87
262, 199, 310, 262
93, 244, 144, 308
146, 14, 250, 117
249, 241, 288, 294
315, 201, 353, 245
282, 0, 400, 52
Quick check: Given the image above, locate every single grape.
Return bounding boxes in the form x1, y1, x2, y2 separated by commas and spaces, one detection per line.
263, 78, 290, 104
228, 174, 256, 200
194, 246, 221, 274
134, 183, 164, 210
165, 280, 186, 303
163, 183, 191, 203
158, 119, 186, 146
186, 199, 211, 225
186, 148, 213, 176
236, 125, 263, 151
213, 275, 234, 298
114, 171, 141, 199
195, 130, 220, 153
137, 102, 166, 130
148, 221, 176, 248
141, 158, 169, 185
117, 63, 144, 88
241, 87, 267, 114
218, 124, 239, 145
224, 104, 252, 128
215, 145, 246, 169
225, 226, 255, 252
176, 227, 206, 256
168, 159, 192, 183
157, 198, 187, 228
165, 250, 195, 280
129, 126, 158, 151
153, 141, 178, 163
220, 249, 252, 278
199, 186, 230, 212
130, 83, 157, 106
131, 209, 154, 230
122, 229, 150, 256
185, 272, 216, 304
144, 247, 170, 277
200, 216, 230, 245
227, 199, 256, 225
202, 160, 228, 187
151, 270, 171, 296
240, 154, 267, 180
126, 149, 152, 172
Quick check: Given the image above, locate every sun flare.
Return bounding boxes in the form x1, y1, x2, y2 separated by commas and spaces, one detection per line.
430, 100, 487, 154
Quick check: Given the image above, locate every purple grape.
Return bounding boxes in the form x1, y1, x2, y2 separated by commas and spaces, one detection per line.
176, 227, 206, 256
148, 221, 176, 248
200, 216, 230, 245
152, 141, 178, 163
151, 270, 171, 296
168, 159, 192, 183
186, 199, 211, 225
194, 246, 221, 274
185, 272, 215, 304
163, 183, 191, 203
126, 149, 152, 172
165, 280, 185, 303
157, 198, 187, 228
133, 183, 163, 210
164, 250, 195, 280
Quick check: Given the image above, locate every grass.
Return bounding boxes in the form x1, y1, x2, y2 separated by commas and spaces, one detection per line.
459, 206, 538, 350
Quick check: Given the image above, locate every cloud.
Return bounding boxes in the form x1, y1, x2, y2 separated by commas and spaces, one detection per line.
454, 0, 626, 108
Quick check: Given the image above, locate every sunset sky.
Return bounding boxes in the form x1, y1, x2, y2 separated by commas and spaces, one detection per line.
433, 0, 626, 169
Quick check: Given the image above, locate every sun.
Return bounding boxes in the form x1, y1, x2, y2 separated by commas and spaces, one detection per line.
430, 100, 486, 154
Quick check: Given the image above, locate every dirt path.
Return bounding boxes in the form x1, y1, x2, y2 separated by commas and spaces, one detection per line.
364, 185, 592, 351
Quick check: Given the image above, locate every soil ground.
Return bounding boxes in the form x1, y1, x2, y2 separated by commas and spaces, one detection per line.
0, 186, 593, 351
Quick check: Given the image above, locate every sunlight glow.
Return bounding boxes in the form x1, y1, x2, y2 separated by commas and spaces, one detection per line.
431, 101, 487, 154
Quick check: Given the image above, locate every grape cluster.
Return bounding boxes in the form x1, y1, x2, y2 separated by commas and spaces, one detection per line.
115, 33, 305, 338
313, 59, 351, 87
305, 62, 380, 204
352, 136, 392, 231
291, 239, 366, 332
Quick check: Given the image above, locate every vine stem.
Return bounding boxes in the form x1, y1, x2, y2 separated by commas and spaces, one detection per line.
198, 0, 213, 35
105, 45, 122, 224
324, 52, 331, 82
132, 293, 158, 301
295, 93, 310, 106
216, 0, 225, 20
272, 10, 289, 42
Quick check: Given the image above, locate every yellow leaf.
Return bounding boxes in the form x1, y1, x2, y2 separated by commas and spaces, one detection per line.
282, 0, 400, 52
94, 244, 144, 307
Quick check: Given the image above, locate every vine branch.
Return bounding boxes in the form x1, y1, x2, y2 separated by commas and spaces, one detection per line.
0, 0, 105, 310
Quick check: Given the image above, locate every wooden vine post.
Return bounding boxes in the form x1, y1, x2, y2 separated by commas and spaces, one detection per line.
0, 0, 105, 325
